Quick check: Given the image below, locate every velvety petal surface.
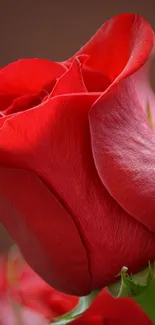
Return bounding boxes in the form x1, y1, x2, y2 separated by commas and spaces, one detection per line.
0, 168, 90, 295
1, 91, 155, 293
89, 75, 155, 233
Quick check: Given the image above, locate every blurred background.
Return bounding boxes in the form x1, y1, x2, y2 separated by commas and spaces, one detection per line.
0, 0, 155, 252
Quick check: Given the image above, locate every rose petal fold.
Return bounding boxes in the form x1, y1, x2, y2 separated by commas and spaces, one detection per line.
0, 58, 67, 110
66, 14, 154, 92
50, 56, 88, 98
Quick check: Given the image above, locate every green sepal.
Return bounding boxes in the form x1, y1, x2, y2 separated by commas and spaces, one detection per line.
108, 263, 155, 323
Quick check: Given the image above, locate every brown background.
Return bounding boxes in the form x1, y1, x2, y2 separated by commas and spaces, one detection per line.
0, 0, 155, 252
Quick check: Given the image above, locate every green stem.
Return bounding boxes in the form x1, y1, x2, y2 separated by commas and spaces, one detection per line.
50, 290, 100, 325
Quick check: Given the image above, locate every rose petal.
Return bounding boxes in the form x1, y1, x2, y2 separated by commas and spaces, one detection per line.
89, 75, 155, 233
0, 58, 66, 110
5, 93, 42, 115
132, 60, 155, 124
50, 56, 88, 98
66, 14, 154, 92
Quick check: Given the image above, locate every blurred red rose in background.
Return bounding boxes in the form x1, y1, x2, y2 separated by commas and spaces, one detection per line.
0, 299, 47, 325
0, 13, 155, 296
70, 288, 152, 325
0, 247, 78, 324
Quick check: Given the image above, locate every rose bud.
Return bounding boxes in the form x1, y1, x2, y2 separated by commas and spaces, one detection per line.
0, 14, 155, 295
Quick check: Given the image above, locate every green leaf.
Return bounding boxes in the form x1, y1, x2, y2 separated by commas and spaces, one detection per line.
135, 278, 155, 323
108, 264, 155, 323
49, 290, 100, 325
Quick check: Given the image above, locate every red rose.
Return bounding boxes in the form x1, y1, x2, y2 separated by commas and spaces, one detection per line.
0, 248, 78, 324
0, 13, 155, 295
70, 288, 152, 325
0, 300, 47, 325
